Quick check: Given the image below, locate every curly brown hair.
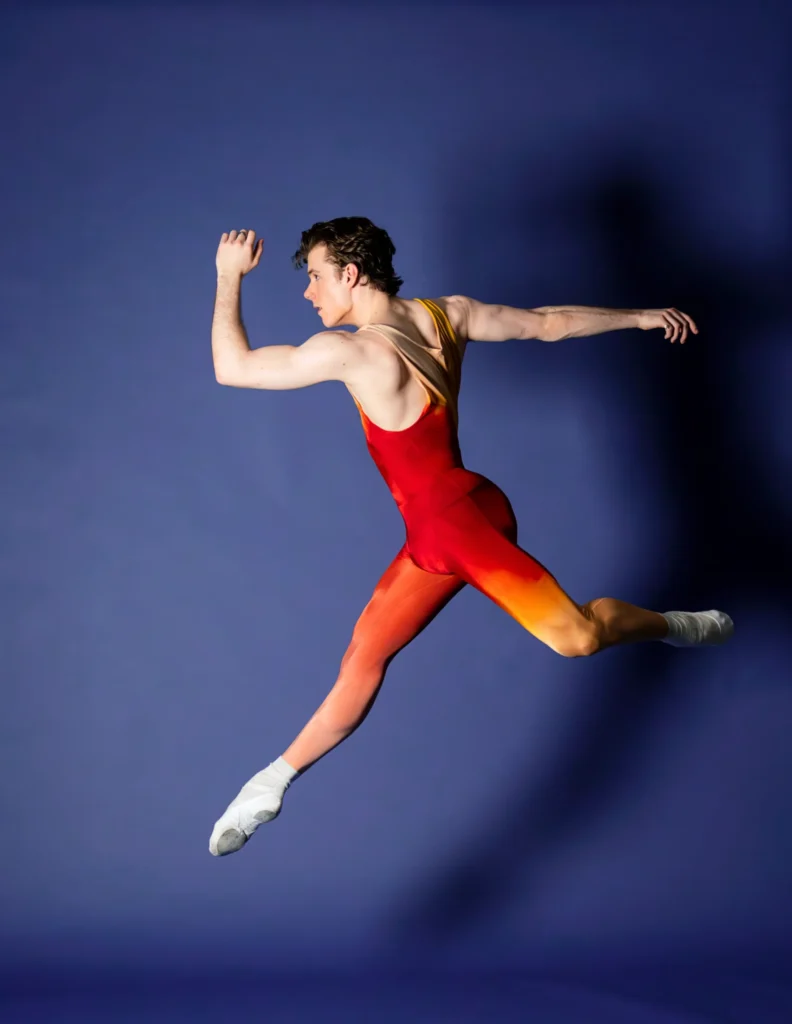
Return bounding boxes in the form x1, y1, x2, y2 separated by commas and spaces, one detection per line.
291, 216, 404, 296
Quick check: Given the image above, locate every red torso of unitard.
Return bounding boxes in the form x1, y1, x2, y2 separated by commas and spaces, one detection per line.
352, 299, 513, 575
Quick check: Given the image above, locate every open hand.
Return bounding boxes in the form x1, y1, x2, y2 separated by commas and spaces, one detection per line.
638, 307, 698, 344
216, 229, 264, 277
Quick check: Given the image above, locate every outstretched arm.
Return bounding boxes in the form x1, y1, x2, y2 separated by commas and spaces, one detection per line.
455, 295, 698, 344
212, 229, 354, 389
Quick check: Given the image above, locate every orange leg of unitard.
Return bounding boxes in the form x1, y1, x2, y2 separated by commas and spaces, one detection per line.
282, 544, 466, 771
281, 478, 659, 772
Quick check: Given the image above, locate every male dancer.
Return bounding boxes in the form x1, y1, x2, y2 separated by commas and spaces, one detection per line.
208, 217, 733, 857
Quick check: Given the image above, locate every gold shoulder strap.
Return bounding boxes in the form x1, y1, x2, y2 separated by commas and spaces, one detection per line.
413, 298, 462, 428
415, 297, 459, 347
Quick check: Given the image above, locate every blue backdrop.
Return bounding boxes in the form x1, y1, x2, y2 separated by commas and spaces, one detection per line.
2, 3, 791, 1021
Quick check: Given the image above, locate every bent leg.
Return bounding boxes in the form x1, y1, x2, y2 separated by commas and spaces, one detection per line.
436, 485, 665, 657
283, 545, 465, 772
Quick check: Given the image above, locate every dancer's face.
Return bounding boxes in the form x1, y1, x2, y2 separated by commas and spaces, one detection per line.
303, 245, 356, 328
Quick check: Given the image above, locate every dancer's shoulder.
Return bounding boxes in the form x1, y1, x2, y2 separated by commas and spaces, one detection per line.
416, 295, 468, 343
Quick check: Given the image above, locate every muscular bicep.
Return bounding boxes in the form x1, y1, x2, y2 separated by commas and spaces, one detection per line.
217, 331, 357, 390
455, 295, 550, 342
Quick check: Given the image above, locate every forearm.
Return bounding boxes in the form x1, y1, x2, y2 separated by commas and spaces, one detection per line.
212, 272, 252, 379
535, 305, 642, 341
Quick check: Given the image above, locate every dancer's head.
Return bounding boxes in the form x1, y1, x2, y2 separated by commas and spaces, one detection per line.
293, 216, 404, 327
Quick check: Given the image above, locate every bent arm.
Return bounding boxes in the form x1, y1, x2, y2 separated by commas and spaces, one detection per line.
216, 331, 354, 390
456, 295, 641, 343
212, 272, 353, 389
212, 272, 253, 379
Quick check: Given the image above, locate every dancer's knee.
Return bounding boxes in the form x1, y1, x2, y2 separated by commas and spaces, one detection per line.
547, 596, 620, 656
546, 615, 605, 658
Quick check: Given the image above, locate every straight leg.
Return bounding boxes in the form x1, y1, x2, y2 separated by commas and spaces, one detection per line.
283, 545, 465, 772
209, 545, 465, 855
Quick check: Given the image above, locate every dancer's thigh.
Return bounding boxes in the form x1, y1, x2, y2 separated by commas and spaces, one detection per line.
434, 484, 591, 647
343, 544, 466, 670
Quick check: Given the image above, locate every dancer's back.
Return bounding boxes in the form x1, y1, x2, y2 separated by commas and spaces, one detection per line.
343, 294, 470, 433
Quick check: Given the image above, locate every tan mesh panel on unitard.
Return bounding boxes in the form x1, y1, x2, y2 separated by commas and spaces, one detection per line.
359, 297, 463, 430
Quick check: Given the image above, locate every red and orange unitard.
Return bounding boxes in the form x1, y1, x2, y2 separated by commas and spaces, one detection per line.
208, 294, 734, 857
348, 298, 582, 661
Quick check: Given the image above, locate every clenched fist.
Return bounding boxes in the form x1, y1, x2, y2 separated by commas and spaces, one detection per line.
216, 229, 264, 277
638, 307, 698, 344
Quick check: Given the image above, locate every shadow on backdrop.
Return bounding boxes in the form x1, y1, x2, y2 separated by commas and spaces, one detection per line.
385, 148, 789, 948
